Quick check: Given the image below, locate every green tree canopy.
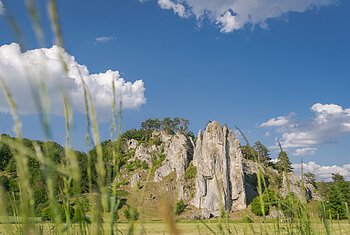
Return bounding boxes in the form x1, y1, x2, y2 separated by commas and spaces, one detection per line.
304, 172, 316, 187
275, 151, 293, 173
241, 141, 271, 166
326, 173, 350, 220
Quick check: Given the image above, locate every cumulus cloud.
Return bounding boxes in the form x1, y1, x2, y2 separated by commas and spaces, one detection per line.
0, 43, 146, 122
293, 147, 317, 156
261, 114, 294, 127
146, 0, 337, 33
261, 103, 350, 155
0, 0, 5, 15
157, 0, 188, 18
293, 162, 350, 182
95, 36, 114, 43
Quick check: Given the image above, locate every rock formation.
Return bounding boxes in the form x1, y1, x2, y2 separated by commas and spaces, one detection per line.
123, 121, 316, 218
281, 172, 317, 201
191, 121, 246, 217
154, 132, 194, 182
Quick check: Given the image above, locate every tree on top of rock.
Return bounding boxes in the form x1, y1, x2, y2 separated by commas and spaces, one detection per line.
254, 141, 271, 163
241, 141, 271, 167
141, 118, 162, 131
275, 151, 293, 173
141, 117, 190, 135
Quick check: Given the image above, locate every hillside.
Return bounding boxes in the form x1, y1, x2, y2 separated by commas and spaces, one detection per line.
0, 119, 330, 221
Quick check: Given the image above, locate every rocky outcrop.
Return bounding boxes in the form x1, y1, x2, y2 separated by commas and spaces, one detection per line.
281, 172, 316, 201
130, 173, 142, 188
154, 132, 194, 183
133, 143, 157, 165
123, 121, 317, 218
192, 121, 246, 216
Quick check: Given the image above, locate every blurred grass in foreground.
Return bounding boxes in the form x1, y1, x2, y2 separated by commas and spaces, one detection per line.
0, 1, 349, 235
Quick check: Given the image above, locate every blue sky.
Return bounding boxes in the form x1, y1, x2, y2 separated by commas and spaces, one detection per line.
0, 0, 349, 179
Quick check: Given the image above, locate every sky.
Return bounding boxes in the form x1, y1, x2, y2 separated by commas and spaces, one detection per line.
0, 0, 349, 181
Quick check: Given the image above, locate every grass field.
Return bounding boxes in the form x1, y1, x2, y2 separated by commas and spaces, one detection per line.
1, 221, 350, 235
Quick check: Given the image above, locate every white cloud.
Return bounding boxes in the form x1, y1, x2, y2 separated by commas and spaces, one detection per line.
0, 43, 146, 122
261, 114, 292, 127
95, 36, 114, 43
158, 0, 188, 18
0, 0, 5, 15
293, 162, 350, 182
261, 103, 350, 154
146, 0, 337, 33
217, 11, 240, 33
293, 147, 317, 156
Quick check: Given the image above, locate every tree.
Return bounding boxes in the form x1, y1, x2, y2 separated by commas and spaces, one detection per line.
275, 151, 293, 173
332, 173, 345, 182
0, 139, 12, 171
254, 141, 271, 164
141, 118, 161, 131
173, 117, 189, 133
317, 181, 330, 201
304, 172, 316, 187
241, 141, 271, 167
241, 145, 255, 161
326, 174, 350, 219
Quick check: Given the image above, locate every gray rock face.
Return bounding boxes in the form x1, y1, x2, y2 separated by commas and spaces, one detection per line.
154, 132, 193, 183
192, 121, 246, 216
130, 173, 142, 188
133, 143, 158, 165
281, 172, 316, 201
126, 139, 138, 150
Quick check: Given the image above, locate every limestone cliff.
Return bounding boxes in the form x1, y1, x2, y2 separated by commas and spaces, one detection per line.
153, 131, 194, 182
122, 121, 317, 218
191, 121, 246, 217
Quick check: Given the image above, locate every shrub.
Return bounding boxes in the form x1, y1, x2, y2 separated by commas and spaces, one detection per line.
121, 129, 151, 142
151, 152, 166, 171
115, 179, 129, 188
281, 193, 300, 219
242, 215, 254, 223
125, 159, 149, 172
150, 137, 162, 146
175, 200, 186, 215
251, 189, 280, 216
0, 175, 9, 190
116, 190, 129, 198
41, 206, 52, 221
251, 195, 269, 216
184, 163, 197, 180
124, 206, 139, 221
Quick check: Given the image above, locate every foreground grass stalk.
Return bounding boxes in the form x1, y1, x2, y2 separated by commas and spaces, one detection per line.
0, 77, 37, 233
33, 143, 64, 234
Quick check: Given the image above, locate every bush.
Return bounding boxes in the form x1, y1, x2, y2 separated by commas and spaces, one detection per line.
151, 153, 166, 171
0, 175, 9, 190
116, 190, 129, 198
125, 159, 149, 172
124, 206, 139, 221
121, 129, 151, 142
251, 196, 269, 216
175, 200, 186, 215
184, 163, 197, 180
242, 215, 254, 223
41, 206, 52, 221
281, 193, 301, 219
150, 137, 162, 146
251, 189, 280, 216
